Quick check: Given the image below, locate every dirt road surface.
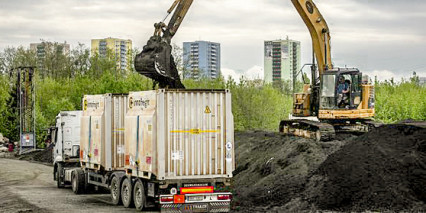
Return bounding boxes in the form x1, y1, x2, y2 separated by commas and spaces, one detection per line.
0, 158, 158, 213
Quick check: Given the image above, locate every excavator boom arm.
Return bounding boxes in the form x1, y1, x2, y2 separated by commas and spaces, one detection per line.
291, 0, 332, 74
164, 0, 194, 40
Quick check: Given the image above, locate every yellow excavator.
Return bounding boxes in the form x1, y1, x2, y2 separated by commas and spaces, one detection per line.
279, 0, 376, 141
135, 0, 376, 141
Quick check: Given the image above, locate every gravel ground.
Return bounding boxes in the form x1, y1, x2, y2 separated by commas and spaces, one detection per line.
0, 158, 158, 213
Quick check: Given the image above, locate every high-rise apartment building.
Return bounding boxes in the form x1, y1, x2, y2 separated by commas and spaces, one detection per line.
30, 42, 70, 71
91, 37, 132, 71
183, 41, 221, 79
30, 42, 70, 58
264, 37, 301, 83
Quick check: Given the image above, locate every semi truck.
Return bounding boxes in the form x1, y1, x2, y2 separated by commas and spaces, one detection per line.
51, 111, 82, 188
53, 90, 235, 212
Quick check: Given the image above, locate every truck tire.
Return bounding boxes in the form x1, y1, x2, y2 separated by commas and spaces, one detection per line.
110, 176, 122, 205
72, 169, 86, 194
121, 177, 134, 208
56, 163, 64, 188
133, 179, 146, 211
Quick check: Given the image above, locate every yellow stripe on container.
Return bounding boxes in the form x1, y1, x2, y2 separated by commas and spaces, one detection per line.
171, 129, 219, 134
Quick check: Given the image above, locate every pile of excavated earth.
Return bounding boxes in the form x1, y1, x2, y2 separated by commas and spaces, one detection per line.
233, 122, 426, 212
18, 147, 53, 164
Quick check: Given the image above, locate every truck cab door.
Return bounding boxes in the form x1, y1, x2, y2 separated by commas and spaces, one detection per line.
53, 127, 61, 162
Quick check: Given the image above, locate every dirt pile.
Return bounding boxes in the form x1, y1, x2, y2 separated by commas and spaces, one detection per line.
19, 147, 53, 164
232, 131, 349, 212
232, 123, 426, 212
307, 123, 426, 211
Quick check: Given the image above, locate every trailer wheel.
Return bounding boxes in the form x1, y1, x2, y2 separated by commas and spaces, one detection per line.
133, 179, 146, 211
121, 177, 134, 208
56, 163, 64, 188
110, 176, 122, 205
72, 169, 86, 194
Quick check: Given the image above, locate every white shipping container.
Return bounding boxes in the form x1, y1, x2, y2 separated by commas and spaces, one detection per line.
80, 94, 128, 171
125, 89, 234, 181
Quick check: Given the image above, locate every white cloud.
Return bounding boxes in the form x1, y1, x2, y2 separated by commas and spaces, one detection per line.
363, 70, 426, 82
221, 65, 264, 83
221, 68, 242, 82
243, 66, 264, 80
364, 70, 403, 82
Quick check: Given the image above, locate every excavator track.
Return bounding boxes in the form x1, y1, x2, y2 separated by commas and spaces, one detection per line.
279, 119, 336, 141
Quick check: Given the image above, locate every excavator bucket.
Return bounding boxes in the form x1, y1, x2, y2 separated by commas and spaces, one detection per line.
134, 36, 185, 89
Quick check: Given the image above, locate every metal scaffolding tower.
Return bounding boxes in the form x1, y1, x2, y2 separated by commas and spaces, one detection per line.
15, 67, 36, 154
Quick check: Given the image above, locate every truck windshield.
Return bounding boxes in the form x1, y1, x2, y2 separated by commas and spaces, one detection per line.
321, 75, 336, 97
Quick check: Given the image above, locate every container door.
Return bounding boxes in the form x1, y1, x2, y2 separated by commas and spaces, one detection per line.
163, 91, 231, 179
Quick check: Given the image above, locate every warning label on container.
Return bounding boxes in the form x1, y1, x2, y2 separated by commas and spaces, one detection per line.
204, 106, 211, 114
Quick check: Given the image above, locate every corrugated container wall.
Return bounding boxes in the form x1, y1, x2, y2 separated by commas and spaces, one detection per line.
80, 94, 128, 171
125, 89, 234, 181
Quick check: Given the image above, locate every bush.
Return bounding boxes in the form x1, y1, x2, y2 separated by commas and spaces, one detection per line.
375, 80, 426, 123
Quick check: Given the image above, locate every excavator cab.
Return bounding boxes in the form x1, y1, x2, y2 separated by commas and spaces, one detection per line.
319, 69, 363, 110
317, 68, 375, 122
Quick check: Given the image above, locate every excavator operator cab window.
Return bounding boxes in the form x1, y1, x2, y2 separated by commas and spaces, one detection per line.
351, 75, 361, 93
351, 74, 362, 107
320, 74, 336, 109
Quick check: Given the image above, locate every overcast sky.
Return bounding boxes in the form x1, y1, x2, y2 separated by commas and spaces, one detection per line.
1, 0, 426, 81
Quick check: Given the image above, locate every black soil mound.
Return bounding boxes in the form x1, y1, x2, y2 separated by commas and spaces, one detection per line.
19, 148, 53, 164
232, 131, 348, 212
307, 124, 426, 211
232, 123, 426, 212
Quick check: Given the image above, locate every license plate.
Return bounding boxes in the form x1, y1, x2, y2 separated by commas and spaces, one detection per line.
187, 196, 204, 202
192, 204, 208, 212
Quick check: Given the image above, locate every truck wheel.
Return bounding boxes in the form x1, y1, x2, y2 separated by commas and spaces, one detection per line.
121, 177, 134, 208
72, 169, 86, 194
56, 163, 64, 188
133, 179, 146, 211
110, 176, 122, 205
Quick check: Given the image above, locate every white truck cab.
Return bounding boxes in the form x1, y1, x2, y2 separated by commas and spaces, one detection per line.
52, 111, 82, 187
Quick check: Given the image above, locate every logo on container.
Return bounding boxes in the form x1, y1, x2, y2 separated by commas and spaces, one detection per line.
84, 98, 100, 110
129, 96, 150, 109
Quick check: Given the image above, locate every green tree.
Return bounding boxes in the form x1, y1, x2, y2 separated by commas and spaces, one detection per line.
0, 74, 18, 141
